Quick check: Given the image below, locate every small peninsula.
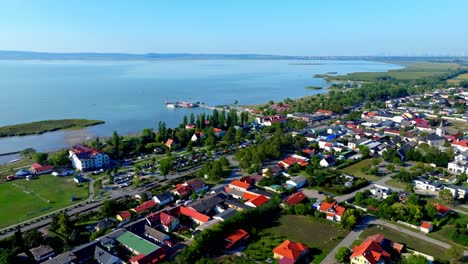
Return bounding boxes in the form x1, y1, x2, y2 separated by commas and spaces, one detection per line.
0, 119, 105, 137
305, 85, 323, 90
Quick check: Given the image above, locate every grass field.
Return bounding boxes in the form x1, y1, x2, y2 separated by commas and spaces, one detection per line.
360, 225, 449, 261
340, 159, 380, 181
0, 158, 33, 178
243, 215, 349, 263
448, 120, 468, 132
448, 73, 468, 84
385, 179, 407, 189
0, 119, 105, 137
326, 61, 465, 82
0, 175, 89, 229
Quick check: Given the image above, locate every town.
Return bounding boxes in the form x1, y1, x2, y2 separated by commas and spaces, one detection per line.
1, 78, 468, 264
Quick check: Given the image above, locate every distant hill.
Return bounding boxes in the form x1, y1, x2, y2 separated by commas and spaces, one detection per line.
0, 50, 467, 62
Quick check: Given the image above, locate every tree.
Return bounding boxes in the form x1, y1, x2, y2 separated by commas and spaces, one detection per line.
341, 209, 362, 230
294, 203, 307, 215
159, 158, 173, 177
439, 189, 454, 205
447, 246, 463, 264
335, 247, 351, 263
58, 212, 73, 237
23, 229, 44, 249
33, 152, 48, 165
354, 192, 364, 205
50, 215, 60, 231
385, 163, 395, 172
111, 130, 121, 158
101, 200, 118, 217
133, 176, 141, 187
12, 227, 24, 250
191, 192, 198, 201
48, 149, 70, 167
402, 254, 429, 264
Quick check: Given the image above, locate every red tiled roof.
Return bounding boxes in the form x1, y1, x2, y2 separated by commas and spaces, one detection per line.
285, 192, 307, 206
225, 229, 250, 249
420, 221, 432, 229
434, 203, 451, 215
229, 179, 251, 190
242, 192, 259, 201
160, 212, 176, 226
118, 211, 131, 220
350, 236, 391, 264
133, 200, 157, 213
240, 176, 253, 185
318, 201, 336, 212
335, 205, 346, 216
185, 124, 195, 129
31, 163, 54, 172
278, 156, 309, 168
165, 139, 174, 148
452, 139, 468, 148
179, 206, 210, 223
70, 144, 101, 156
173, 184, 192, 196
247, 195, 269, 207
272, 240, 308, 261
317, 109, 333, 115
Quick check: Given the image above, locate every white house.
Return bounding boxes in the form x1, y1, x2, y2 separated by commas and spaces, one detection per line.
286, 175, 307, 189
152, 192, 174, 206
447, 155, 468, 174
443, 185, 468, 200
413, 177, 444, 192
370, 184, 392, 200
69, 145, 110, 171
320, 156, 336, 167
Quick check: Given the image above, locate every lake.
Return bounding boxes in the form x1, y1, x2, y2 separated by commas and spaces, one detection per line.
0, 59, 402, 162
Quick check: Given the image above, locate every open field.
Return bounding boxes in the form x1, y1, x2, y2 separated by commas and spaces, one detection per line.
0, 119, 105, 137
385, 179, 407, 189
360, 225, 449, 261
448, 73, 468, 84
447, 120, 468, 132
244, 215, 348, 263
340, 159, 380, 181
325, 61, 466, 82
0, 175, 89, 229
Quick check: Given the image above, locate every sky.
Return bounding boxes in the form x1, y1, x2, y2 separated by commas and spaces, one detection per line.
1, 0, 468, 56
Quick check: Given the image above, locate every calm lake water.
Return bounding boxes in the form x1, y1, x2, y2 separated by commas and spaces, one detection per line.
0, 59, 402, 162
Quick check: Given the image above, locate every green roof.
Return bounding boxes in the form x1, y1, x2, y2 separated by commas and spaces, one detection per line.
116, 232, 159, 255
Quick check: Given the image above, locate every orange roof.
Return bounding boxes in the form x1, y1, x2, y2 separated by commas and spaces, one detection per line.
160, 212, 176, 226
179, 206, 210, 223
247, 195, 269, 207
229, 179, 251, 190
420, 221, 432, 229
318, 201, 336, 212
225, 229, 250, 249
165, 139, 174, 148
350, 237, 390, 264
132, 200, 157, 213
118, 211, 131, 220
334, 205, 346, 216
242, 192, 259, 201
278, 156, 309, 167
434, 203, 451, 215
272, 240, 308, 261
285, 192, 307, 206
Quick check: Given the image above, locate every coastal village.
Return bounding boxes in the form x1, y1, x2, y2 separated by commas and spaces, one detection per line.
1, 85, 468, 264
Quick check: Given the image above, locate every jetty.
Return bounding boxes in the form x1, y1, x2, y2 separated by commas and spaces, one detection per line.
165, 99, 199, 109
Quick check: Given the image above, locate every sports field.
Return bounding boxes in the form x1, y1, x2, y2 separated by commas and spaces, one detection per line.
0, 174, 89, 229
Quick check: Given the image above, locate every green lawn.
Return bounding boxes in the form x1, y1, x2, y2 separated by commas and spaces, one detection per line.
340, 159, 380, 181
0, 174, 89, 229
385, 179, 407, 189
0, 119, 104, 137
360, 225, 449, 261
243, 215, 349, 263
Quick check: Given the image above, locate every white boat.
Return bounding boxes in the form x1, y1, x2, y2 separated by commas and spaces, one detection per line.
9, 159, 20, 163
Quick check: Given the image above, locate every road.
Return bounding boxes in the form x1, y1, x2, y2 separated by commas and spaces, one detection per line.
320, 215, 468, 264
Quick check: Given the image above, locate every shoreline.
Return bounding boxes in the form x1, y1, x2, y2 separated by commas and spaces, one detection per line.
0, 119, 105, 138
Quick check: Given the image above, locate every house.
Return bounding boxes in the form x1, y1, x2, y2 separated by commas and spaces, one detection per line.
191, 132, 204, 142
317, 109, 333, 115
254, 115, 287, 126
117, 211, 132, 222
69, 145, 110, 171
172, 184, 192, 197
165, 139, 174, 149
444, 185, 468, 200
370, 184, 392, 200
52, 167, 75, 176
413, 177, 443, 192
144, 226, 170, 245
173, 206, 210, 225
262, 166, 282, 177
420, 222, 433, 234
245, 195, 269, 208
116, 231, 166, 264
277, 155, 309, 169
30, 245, 55, 262
135, 191, 153, 202
213, 208, 238, 221
95, 218, 116, 232
152, 192, 174, 206
229, 179, 251, 192
284, 191, 307, 206
286, 175, 307, 189
434, 203, 451, 217
30, 163, 55, 175
184, 178, 209, 193
94, 246, 123, 264
318, 201, 346, 222
224, 229, 250, 250
131, 200, 158, 214
74, 175, 86, 183
272, 240, 309, 264
447, 155, 468, 174
185, 124, 196, 129
188, 192, 228, 214
350, 234, 404, 264
319, 156, 336, 167
159, 212, 180, 232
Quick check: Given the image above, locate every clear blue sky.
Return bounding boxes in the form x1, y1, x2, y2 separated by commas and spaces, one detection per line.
1, 0, 467, 56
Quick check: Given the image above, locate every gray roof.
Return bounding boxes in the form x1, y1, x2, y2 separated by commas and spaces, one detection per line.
214, 208, 238, 221
225, 198, 251, 210
94, 246, 121, 264
144, 226, 170, 242
30, 244, 54, 259
189, 192, 228, 213
228, 188, 245, 197
43, 241, 99, 264
155, 191, 174, 201
289, 175, 307, 184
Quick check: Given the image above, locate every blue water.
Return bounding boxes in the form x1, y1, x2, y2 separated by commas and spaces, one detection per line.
0, 59, 402, 160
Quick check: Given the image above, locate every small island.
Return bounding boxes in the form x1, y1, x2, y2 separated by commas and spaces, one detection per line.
0, 119, 105, 137
305, 86, 323, 90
